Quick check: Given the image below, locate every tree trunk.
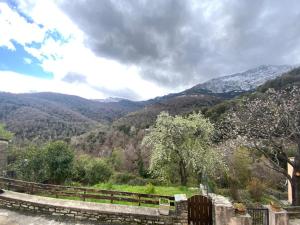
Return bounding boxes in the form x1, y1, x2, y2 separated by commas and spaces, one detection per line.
179, 160, 187, 186
292, 144, 300, 206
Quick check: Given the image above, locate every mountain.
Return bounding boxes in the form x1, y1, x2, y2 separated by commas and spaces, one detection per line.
1, 65, 295, 144
204, 66, 300, 123
191, 65, 294, 94
112, 65, 294, 130
0, 92, 145, 143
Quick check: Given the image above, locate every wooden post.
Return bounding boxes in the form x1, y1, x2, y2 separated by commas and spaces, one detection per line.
111, 194, 113, 203
83, 190, 86, 201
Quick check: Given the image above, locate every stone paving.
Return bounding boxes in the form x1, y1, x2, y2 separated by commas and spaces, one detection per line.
0, 208, 90, 225
289, 219, 300, 225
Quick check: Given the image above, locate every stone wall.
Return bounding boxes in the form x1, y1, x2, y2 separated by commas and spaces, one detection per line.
284, 206, 300, 219
0, 192, 187, 225
0, 139, 8, 176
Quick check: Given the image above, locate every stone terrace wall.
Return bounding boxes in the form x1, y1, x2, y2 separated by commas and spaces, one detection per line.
0, 191, 188, 225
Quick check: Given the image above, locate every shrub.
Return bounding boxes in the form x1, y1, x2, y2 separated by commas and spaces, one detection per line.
127, 177, 148, 186
145, 183, 155, 194
72, 155, 90, 183
110, 172, 137, 184
85, 159, 112, 185
247, 178, 266, 202
45, 141, 74, 184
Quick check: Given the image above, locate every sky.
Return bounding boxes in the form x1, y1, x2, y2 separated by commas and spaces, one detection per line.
0, 0, 300, 100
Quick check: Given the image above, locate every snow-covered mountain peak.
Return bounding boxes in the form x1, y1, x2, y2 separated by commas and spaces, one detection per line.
195, 65, 294, 93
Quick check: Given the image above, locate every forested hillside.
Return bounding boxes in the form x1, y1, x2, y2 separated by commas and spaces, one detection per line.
0, 92, 145, 143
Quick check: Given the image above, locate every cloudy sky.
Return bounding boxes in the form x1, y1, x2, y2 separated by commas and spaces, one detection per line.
1, 0, 300, 100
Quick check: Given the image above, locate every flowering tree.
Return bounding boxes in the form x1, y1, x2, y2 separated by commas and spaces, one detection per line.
222, 87, 300, 205
143, 111, 226, 185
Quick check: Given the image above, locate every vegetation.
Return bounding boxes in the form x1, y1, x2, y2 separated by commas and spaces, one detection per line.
0, 123, 13, 140
93, 183, 199, 197
221, 86, 300, 205
143, 112, 226, 185
4, 67, 300, 206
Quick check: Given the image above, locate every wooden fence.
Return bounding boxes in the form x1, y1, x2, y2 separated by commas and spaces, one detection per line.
0, 177, 175, 207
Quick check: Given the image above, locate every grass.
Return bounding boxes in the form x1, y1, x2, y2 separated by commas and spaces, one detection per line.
39, 183, 200, 208
92, 183, 200, 197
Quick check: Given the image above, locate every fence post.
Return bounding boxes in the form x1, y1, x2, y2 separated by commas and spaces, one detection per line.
111, 193, 113, 203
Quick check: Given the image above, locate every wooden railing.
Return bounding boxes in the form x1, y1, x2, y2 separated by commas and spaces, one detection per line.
0, 177, 175, 206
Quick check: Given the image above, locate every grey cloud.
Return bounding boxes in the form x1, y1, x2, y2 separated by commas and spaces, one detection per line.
58, 0, 300, 88
62, 73, 87, 83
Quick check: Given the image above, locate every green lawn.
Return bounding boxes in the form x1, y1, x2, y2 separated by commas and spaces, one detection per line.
92, 183, 200, 197
40, 183, 200, 208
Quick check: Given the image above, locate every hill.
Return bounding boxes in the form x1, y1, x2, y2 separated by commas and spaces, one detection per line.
0, 92, 145, 143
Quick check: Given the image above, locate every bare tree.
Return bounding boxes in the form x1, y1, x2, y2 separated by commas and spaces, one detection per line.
221, 86, 300, 205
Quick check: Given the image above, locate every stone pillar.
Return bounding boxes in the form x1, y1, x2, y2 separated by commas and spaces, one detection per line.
174, 194, 188, 225
209, 193, 252, 225
266, 206, 289, 225
229, 214, 252, 225
0, 138, 8, 176
209, 193, 234, 225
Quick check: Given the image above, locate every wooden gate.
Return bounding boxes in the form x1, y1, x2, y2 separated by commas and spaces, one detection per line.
188, 195, 213, 225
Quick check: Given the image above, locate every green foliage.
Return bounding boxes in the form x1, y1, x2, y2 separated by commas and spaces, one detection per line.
143, 111, 227, 185
72, 155, 90, 183
110, 172, 137, 184
9, 145, 49, 183
72, 154, 112, 185
93, 183, 199, 197
45, 141, 74, 184
145, 183, 155, 194
85, 158, 112, 185
0, 123, 13, 140
107, 148, 125, 172
8, 141, 75, 184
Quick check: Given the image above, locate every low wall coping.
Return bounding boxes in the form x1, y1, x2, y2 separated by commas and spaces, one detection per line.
0, 190, 161, 216
174, 194, 187, 202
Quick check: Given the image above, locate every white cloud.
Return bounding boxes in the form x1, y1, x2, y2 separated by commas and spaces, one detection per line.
0, 2, 45, 49
0, 0, 179, 100
0, 71, 105, 99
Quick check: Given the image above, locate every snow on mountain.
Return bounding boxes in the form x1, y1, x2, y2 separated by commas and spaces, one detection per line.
194, 65, 294, 93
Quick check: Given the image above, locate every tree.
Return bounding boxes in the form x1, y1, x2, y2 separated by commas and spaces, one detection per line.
0, 123, 13, 140
222, 87, 300, 205
143, 111, 226, 185
84, 158, 112, 185
45, 141, 74, 184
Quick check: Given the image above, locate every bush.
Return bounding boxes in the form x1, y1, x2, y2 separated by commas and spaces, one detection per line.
72, 155, 90, 183
247, 178, 266, 202
127, 177, 148, 186
110, 172, 137, 184
145, 183, 155, 194
45, 141, 74, 184
85, 159, 112, 185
